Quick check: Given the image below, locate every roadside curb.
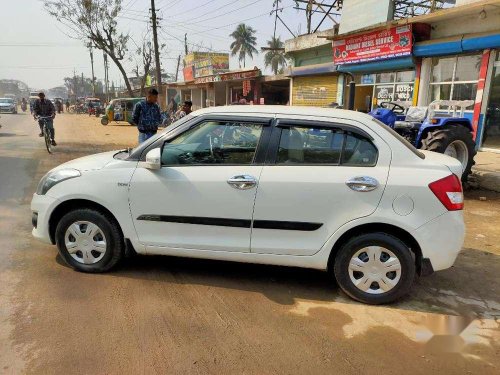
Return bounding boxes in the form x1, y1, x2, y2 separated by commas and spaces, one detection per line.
471, 170, 500, 193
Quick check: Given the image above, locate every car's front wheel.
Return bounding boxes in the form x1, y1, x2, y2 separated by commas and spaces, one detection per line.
55, 208, 123, 272
333, 233, 415, 304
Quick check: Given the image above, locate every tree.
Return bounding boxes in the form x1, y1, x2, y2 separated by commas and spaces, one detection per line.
44, 0, 133, 97
229, 24, 258, 68
133, 40, 153, 96
63, 75, 100, 97
264, 36, 288, 75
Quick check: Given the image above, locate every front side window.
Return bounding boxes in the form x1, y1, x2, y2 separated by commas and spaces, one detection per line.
162, 120, 263, 165
277, 126, 377, 166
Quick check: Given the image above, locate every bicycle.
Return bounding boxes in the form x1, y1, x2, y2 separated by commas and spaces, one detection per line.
37, 116, 54, 154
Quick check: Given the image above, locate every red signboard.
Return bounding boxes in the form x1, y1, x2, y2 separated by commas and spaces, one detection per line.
333, 25, 412, 65
183, 66, 194, 82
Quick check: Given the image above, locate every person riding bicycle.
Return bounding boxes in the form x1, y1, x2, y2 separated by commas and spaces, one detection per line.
33, 92, 57, 146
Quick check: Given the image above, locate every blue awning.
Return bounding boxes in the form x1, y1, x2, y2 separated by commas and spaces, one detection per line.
414, 33, 500, 57
336, 56, 415, 73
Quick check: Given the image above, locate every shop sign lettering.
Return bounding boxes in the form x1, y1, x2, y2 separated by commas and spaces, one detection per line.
333, 25, 412, 65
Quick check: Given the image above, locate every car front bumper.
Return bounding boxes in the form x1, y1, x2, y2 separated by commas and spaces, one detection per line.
414, 210, 465, 272
31, 193, 59, 244
0, 107, 16, 113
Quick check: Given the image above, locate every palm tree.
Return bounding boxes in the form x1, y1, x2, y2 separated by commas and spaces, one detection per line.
264, 36, 287, 75
229, 24, 258, 68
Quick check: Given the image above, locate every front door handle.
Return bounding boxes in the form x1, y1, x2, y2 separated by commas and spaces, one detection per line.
227, 175, 257, 190
346, 176, 379, 192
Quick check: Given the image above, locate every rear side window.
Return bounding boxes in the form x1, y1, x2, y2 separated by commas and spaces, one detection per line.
277, 126, 378, 166
372, 118, 425, 159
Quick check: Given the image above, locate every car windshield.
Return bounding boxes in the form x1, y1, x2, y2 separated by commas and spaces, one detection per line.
0, 99, 13, 103
372, 118, 425, 159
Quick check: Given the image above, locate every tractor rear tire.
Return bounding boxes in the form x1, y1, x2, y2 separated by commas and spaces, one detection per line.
421, 125, 476, 183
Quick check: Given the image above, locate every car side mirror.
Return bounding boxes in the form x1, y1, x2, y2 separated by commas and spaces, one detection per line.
143, 148, 161, 170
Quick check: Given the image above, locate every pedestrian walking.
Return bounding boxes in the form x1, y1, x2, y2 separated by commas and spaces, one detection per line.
132, 88, 162, 144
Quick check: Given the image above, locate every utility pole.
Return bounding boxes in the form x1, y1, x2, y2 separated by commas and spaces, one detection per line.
175, 55, 181, 82
103, 52, 109, 102
81, 73, 84, 97
184, 33, 188, 55
73, 69, 78, 101
150, 0, 162, 96
88, 43, 96, 97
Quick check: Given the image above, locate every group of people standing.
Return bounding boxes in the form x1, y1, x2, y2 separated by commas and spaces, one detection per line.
132, 88, 192, 144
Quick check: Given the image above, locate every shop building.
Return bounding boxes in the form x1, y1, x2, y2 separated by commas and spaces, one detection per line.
285, 29, 341, 107
166, 68, 290, 108
329, 0, 500, 151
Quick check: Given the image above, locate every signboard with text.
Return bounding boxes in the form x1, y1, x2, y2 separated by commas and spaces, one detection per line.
194, 69, 260, 84
194, 55, 230, 78
333, 25, 412, 65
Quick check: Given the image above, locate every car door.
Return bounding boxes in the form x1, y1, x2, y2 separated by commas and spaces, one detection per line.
250, 116, 391, 256
129, 116, 270, 252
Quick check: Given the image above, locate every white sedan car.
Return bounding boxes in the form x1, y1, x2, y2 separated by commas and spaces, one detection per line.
31, 106, 465, 304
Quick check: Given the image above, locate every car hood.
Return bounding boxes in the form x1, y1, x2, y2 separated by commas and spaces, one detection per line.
0, 103, 13, 106
55, 150, 118, 172
420, 150, 464, 178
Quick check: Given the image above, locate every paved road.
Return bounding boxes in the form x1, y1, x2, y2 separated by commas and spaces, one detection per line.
0, 112, 499, 374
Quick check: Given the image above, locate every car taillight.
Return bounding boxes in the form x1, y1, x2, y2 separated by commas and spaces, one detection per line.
428, 174, 464, 211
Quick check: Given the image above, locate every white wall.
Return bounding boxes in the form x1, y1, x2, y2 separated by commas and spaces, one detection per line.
430, 8, 500, 39
339, 0, 393, 34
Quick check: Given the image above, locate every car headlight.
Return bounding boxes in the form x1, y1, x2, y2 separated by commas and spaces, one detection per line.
36, 168, 81, 195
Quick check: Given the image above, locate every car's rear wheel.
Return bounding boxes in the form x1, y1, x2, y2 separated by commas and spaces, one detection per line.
333, 233, 415, 304
55, 208, 123, 272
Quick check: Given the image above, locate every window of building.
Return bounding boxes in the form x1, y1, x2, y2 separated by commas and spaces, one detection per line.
277, 126, 377, 166
354, 70, 415, 106
429, 54, 481, 110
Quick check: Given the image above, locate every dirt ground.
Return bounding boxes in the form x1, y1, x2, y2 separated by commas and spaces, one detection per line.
0, 112, 499, 374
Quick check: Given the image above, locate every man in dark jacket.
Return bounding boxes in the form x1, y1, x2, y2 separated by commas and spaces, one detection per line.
132, 88, 162, 144
33, 92, 56, 146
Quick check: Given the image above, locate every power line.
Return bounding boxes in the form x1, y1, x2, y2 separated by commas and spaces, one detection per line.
163, 0, 219, 17
175, 0, 245, 23
0, 43, 83, 47
189, 6, 292, 35
189, 0, 266, 25
158, 28, 230, 53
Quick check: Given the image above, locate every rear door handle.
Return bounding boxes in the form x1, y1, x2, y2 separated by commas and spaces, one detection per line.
227, 175, 257, 190
346, 176, 378, 192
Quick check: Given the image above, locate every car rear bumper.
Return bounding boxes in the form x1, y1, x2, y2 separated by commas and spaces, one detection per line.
414, 210, 465, 272
31, 193, 59, 244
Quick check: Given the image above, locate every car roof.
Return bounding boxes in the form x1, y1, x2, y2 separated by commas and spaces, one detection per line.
192, 105, 374, 123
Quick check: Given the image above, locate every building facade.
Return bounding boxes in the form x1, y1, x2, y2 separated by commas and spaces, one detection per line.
284, 0, 500, 151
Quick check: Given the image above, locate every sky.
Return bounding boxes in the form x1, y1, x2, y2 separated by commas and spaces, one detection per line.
0, 0, 335, 91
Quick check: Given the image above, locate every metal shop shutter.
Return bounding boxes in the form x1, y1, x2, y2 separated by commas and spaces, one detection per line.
292, 75, 338, 107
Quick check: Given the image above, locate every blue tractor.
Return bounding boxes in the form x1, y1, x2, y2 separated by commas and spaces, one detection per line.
369, 100, 476, 182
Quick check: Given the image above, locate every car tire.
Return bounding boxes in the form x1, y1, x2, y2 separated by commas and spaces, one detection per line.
421, 125, 476, 183
333, 233, 415, 305
55, 208, 123, 273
